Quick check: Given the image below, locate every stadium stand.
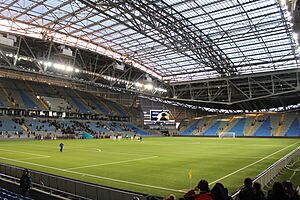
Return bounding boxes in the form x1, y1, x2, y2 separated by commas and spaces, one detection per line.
179, 120, 199, 135
24, 118, 56, 132
85, 95, 111, 116
0, 118, 22, 132
203, 121, 221, 136
253, 116, 272, 136
42, 96, 71, 112
178, 113, 300, 137
228, 118, 246, 136
0, 187, 32, 200
286, 118, 300, 137
127, 124, 151, 135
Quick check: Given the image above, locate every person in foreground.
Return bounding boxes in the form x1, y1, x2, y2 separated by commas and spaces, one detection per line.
210, 182, 232, 200
184, 179, 214, 200
237, 177, 255, 200
20, 169, 32, 196
267, 182, 291, 200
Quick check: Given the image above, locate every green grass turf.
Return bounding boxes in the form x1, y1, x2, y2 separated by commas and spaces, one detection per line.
0, 137, 299, 198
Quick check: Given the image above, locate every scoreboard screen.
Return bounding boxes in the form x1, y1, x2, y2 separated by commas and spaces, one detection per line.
150, 110, 172, 121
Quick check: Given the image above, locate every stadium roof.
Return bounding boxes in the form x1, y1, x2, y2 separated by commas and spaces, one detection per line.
0, 0, 298, 83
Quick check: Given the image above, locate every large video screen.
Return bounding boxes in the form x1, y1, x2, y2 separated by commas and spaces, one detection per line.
150, 110, 172, 121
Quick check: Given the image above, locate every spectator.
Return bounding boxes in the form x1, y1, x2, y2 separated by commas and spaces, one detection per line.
253, 182, 266, 200
211, 182, 232, 200
282, 181, 299, 200
20, 169, 32, 196
184, 179, 213, 200
238, 178, 255, 200
164, 194, 176, 200
267, 182, 289, 200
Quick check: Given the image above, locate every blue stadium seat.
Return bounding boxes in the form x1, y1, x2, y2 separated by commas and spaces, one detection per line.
254, 117, 272, 136
25, 118, 56, 131
228, 118, 246, 136
286, 118, 300, 137
107, 100, 127, 117
0, 187, 32, 200
203, 121, 220, 136
88, 122, 109, 132
19, 91, 38, 109
127, 124, 150, 135
179, 120, 199, 135
70, 96, 90, 113
0, 119, 22, 132
92, 100, 110, 115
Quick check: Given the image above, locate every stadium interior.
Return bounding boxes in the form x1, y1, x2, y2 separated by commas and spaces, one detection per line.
0, 0, 300, 200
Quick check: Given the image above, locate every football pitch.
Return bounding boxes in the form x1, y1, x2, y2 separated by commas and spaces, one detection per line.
0, 137, 299, 197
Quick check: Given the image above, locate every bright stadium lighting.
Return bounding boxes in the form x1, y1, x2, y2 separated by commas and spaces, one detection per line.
144, 84, 153, 90
44, 61, 53, 67
155, 87, 167, 93
134, 82, 143, 87
65, 66, 74, 72
74, 68, 80, 73
53, 63, 65, 70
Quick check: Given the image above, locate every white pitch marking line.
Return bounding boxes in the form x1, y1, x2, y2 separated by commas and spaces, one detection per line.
0, 156, 185, 193
18, 156, 51, 161
179, 141, 300, 191
0, 148, 50, 158
67, 156, 159, 170
208, 141, 300, 186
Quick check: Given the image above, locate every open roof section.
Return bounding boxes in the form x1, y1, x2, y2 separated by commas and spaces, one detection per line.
0, 0, 298, 83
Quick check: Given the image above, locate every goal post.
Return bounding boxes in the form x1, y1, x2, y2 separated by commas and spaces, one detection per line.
219, 132, 236, 139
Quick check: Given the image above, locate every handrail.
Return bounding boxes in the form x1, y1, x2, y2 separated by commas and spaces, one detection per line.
232, 147, 300, 199
0, 162, 148, 200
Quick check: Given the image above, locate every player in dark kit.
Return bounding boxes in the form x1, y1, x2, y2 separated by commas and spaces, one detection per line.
59, 143, 64, 152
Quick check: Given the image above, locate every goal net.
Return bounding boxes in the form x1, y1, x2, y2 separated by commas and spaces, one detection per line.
219, 132, 236, 139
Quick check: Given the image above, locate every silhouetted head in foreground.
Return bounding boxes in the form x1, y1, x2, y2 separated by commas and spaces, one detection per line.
197, 179, 210, 192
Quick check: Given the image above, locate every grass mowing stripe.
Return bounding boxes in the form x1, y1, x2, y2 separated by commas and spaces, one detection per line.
209, 141, 300, 185
0, 148, 50, 158
0, 156, 185, 193
67, 156, 159, 170
0, 138, 298, 197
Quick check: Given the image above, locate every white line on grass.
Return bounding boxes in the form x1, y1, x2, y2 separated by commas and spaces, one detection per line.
0, 156, 185, 193
208, 141, 300, 185
67, 156, 158, 170
0, 148, 50, 158
18, 156, 51, 161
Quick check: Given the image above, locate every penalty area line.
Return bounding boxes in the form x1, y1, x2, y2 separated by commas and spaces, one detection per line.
67, 156, 158, 170
0, 156, 185, 193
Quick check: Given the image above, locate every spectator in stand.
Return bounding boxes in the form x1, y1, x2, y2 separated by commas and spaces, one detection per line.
253, 182, 266, 200
210, 182, 232, 200
267, 182, 289, 200
20, 169, 32, 196
282, 181, 299, 200
237, 178, 255, 200
184, 179, 213, 200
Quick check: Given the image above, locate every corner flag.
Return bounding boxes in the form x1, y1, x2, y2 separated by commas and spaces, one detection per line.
188, 169, 192, 179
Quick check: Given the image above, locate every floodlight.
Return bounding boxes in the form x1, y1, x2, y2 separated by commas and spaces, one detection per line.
66, 66, 74, 72
134, 82, 143, 87
145, 84, 153, 90
53, 63, 65, 70
44, 61, 53, 67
